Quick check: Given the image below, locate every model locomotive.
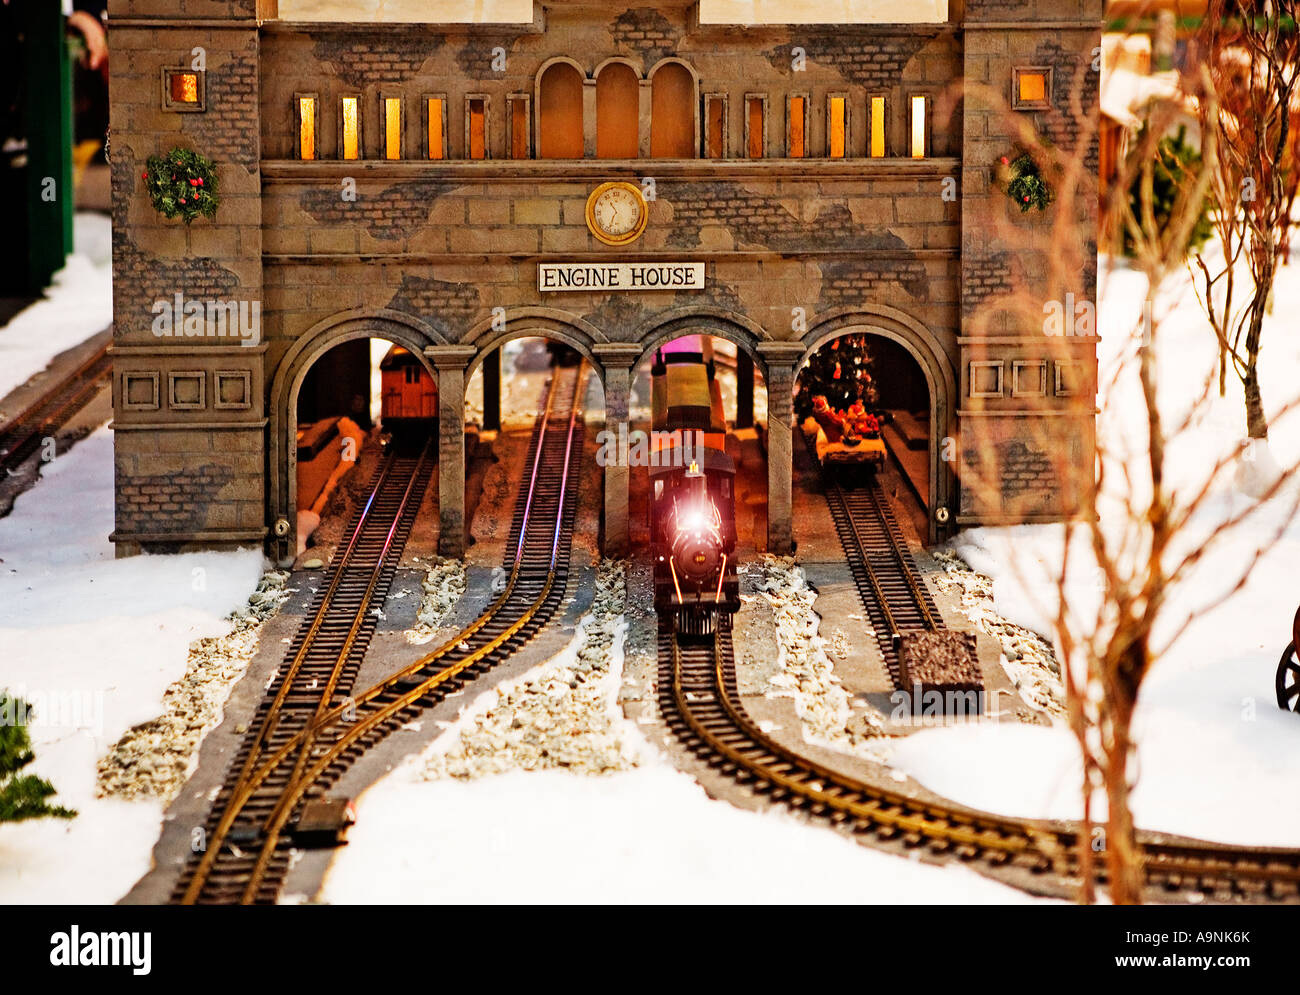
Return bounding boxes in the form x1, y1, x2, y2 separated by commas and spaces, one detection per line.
649, 337, 741, 635
379, 345, 439, 439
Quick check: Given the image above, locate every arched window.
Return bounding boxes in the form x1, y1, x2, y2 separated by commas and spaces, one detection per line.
596, 62, 640, 158
650, 61, 696, 158
537, 61, 584, 158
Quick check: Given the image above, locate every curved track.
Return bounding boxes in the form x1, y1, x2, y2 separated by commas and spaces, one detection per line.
653, 438, 1300, 902
174, 362, 587, 904
660, 628, 1300, 902
0, 342, 111, 475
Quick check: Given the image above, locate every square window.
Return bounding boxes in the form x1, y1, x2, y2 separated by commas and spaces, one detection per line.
168, 372, 206, 410
969, 361, 1004, 398
214, 371, 252, 411
122, 371, 160, 412
1054, 360, 1084, 397
1012, 67, 1053, 111
1012, 360, 1047, 397
161, 68, 205, 112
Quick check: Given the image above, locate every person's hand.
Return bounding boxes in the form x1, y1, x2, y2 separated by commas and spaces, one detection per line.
68, 11, 108, 71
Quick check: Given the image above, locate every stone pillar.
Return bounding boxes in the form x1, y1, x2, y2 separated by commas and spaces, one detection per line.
757, 341, 805, 555
425, 344, 477, 558
482, 347, 501, 432
582, 79, 598, 158
735, 349, 755, 429
593, 343, 644, 558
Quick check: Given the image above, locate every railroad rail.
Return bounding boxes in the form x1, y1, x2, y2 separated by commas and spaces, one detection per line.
0, 340, 111, 476
660, 627, 1300, 902
174, 362, 587, 904
652, 437, 1300, 902
821, 470, 942, 684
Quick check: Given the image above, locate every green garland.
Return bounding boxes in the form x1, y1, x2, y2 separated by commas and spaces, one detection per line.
1000, 151, 1053, 213
142, 147, 220, 224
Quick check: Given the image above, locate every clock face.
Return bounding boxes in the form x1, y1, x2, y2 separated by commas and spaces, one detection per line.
587, 182, 647, 245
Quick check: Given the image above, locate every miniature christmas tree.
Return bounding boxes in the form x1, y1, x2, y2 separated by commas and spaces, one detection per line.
0, 691, 75, 823
795, 334, 880, 420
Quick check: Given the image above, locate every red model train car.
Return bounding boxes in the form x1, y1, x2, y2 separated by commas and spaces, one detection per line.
379, 346, 439, 440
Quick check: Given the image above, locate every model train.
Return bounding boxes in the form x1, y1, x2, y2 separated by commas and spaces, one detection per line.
809, 395, 887, 471
649, 336, 741, 635
379, 345, 439, 441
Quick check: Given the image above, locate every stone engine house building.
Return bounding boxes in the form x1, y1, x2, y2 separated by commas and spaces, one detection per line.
107, 0, 1100, 561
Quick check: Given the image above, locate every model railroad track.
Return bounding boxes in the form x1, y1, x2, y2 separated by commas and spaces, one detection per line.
820, 468, 943, 685
0, 342, 111, 475
173, 437, 435, 904
653, 436, 1300, 901
174, 362, 587, 905
659, 627, 1300, 902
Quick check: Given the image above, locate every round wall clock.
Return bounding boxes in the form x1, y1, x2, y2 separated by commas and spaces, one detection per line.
585, 181, 649, 246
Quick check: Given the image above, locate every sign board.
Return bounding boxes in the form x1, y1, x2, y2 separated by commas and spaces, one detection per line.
538, 262, 705, 293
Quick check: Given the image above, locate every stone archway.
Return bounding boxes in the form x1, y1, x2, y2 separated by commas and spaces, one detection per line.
632, 306, 770, 378
267, 307, 446, 564
462, 307, 608, 384
800, 304, 958, 542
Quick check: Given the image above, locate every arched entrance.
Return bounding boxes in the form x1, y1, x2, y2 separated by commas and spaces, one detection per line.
268, 308, 445, 564
800, 305, 957, 542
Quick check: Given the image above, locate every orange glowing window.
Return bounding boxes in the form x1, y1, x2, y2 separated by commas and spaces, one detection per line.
746, 96, 765, 158
1019, 72, 1046, 103
910, 95, 927, 159
170, 72, 199, 103
467, 98, 487, 160
870, 96, 886, 158
828, 95, 846, 158
508, 95, 530, 159
705, 95, 726, 158
1013, 67, 1052, 110
788, 96, 806, 158
297, 96, 316, 160
384, 98, 402, 160
427, 97, 445, 160
341, 96, 360, 160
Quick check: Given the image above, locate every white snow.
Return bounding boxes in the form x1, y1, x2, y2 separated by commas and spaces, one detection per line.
889, 244, 1300, 848
0, 426, 263, 903
0, 214, 112, 401
321, 578, 1049, 904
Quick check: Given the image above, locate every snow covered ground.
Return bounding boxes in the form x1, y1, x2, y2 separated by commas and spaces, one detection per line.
888, 245, 1300, 847
0, 427, 263, 903
320, 608, 1049, 904
0, 214, 113, 400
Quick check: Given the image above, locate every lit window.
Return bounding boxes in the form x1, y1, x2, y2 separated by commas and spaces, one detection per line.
426, 96, 446, 160
870, 96, 886, 158
341, 96, 360, 160
384, 97, 402, 160
597, 63, 640, 158
827, 94, 847, 158
467, 97, 488, 159
745, 95, 766, 159
508, 94, 531, 159
910, 95, 926, 159
537, 61, 584, 159
650, 61, 696, 158
1013, 67, 1052, 110
704, 94, 726, 158
161, 68, 205, 112
297, 95, 317, 160
788, 96, 806, 158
